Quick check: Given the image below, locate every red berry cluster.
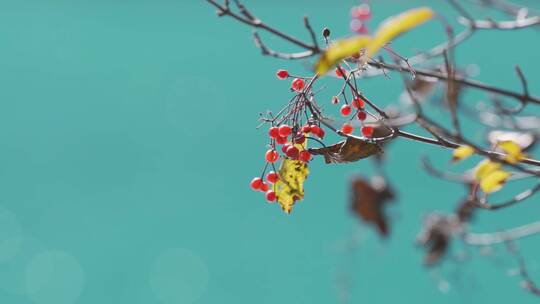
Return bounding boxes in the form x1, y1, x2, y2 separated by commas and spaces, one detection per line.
251, 122, 318, 201
275, 69, 306, 92
266, 123, 316, 163
251, 66, 381, 203
252, 69, 328, 202
350, 4, 371, 34
250, 171, 278, 202
334, 95, 373, 137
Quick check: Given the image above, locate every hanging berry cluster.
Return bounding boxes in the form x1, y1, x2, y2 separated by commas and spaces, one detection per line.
250, 70, 321, 204
250, 62, 382, 209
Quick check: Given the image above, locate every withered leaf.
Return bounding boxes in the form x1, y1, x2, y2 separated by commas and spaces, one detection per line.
416, 214, 452, 266
350, 176, 395, 237
420, 229, 449, 265
309, 137, 382, 164
456, 198, 475, 223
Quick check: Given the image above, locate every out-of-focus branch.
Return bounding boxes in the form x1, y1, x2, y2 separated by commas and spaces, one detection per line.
464, 220, 540, 245
476, 183, 540, 210
459, 15, 540, 29
368, 61, 540, 106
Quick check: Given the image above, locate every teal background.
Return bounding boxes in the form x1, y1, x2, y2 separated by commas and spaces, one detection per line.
0, 0, 539, 303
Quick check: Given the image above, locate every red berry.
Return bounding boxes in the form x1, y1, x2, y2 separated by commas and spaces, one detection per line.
340, 104, 352, 116
352, 98, 365, 109
335, 67, 346, 77
266, 171, 279, 183
311, 125, 325, 138
341, 123, 353, 134
293, 133, 306, 144
351, 5, 371, 21
250, 177, 263, 190
281, 143, 291, 153
268, 126, 279, 138
285, 145, 300, 159
318, 128, 325, 138
278, 124, 292, 137
299, 150, 312, 162
260, 182, 270, 192
276, 69, 289, 80
266, 190, 276, 202
310, 125, 321, 136
276, 136, 287, 145
362, 126, 374, 137
331, 96, 339, 104
301, 125, 311, 133
291, 78, 305, 91
265, 149, 279, 163
350, 19, 368, 34
357, 111, 367, 121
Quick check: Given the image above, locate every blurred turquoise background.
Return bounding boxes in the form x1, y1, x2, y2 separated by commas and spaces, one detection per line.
0, 0, 539, 303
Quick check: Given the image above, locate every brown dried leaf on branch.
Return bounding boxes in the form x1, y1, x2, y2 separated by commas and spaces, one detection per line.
309, 137, 382, 164
417, 195, 474, 266
350, 176, 395, 237
416, 214, 454, 265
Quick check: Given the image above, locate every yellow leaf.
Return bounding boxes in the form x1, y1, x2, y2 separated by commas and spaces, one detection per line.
474, 160, 501, 180
452, 145, 475, 162
497, 140, 526, 164
367, 7, 435, 57
274, 159, 309, 214
479, 170, 511, 194
314, 7, 434, 75
315, 36, 371, 75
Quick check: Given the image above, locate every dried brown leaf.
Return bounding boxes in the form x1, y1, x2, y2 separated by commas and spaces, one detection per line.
309, 137, 382, 164
350, 176, 395, 237
416, 214, 452, 266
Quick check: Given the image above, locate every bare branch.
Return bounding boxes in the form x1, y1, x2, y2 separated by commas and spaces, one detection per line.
206, 0, 319, 53
367, 61, 540, 106
459, 15, 540, 30
476, 183, 540, 210
252, 31, 314, 60
465, 220, 540, 245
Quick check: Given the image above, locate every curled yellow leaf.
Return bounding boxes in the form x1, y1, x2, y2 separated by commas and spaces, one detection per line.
474, 160, 501, 180
314, 7, 434, 75
452, 145, 475, 162
367, 7, 435, 57
497, 140, 526, 164
479, 170, 511, 194
274, 159, 309, 214
315, 36, 371, 75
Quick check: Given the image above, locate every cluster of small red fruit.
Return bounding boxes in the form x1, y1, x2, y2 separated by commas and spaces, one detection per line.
334, 67, 374, 137
276, 69, 305, 91
250, 69, 326, 202
250, 122, 318, 202
350, 3, 371, 34
250, 171, 278, 202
